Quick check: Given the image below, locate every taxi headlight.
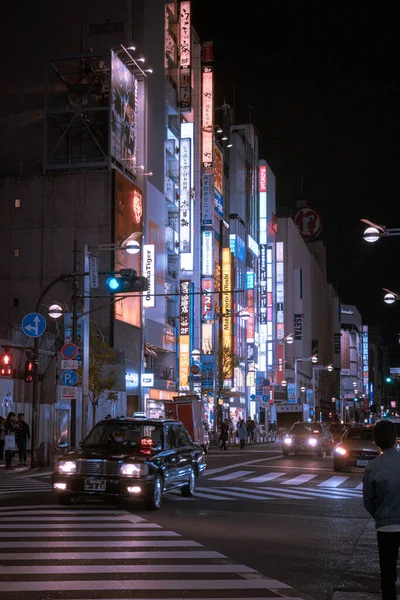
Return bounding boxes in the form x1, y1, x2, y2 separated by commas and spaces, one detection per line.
120, 463, 148, 477
334, 446, 347, 456
284, 437, 292, 445
58, 461, 77, 474
308, 438, 318, 447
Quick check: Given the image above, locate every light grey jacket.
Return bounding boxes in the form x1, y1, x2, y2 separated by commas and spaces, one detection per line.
363, 447, 400, 529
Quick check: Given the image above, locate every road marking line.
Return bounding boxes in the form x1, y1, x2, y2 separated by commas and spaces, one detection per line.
0, 530, 179, 538
0, 540, 202, 549
196, 487, 271, 501
245, 472, 286, 483
0, 564, 257, 574
0, 516, 159, 524
0, 523, 165, 530
0, 579, 291, 591
255, 486, 360, 499
355, 482, 363, 490
210, 470, 254, 481
281, 474, 317, 485
204, 455, 282, 476
0, 550, 226, 560
193, 491, 237, 501
317, 476, 349, 488
296, 486, 362, 496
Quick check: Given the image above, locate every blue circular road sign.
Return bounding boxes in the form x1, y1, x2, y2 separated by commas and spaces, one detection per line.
61, 370, 78, 386
22, 313, 47, 338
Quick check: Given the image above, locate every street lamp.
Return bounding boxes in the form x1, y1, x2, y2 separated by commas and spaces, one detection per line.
383, 288, 399, 304
361, 218, 400, 243
48, 304, 63, 319
294, 355, 318, 405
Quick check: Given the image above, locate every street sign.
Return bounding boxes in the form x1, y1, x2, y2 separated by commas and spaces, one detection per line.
61, 386, 77, 399
22, 313, 46, 338
61, 370, 78, 386
294, 207, 322, 240
190, 364, 200, 375
89, 255, 99, 289
61, 343, 79, 360
263, 394, 270, 402
61, 360, 78, 370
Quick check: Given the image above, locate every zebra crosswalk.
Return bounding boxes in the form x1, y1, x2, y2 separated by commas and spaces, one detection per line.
0, 504, 306, 599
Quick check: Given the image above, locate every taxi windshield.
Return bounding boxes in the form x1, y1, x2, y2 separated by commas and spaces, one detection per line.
344, 428, 374, 441
83, 422, 164, 450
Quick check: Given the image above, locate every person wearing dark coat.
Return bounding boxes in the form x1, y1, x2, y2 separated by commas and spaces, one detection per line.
219, 420, 229, 450
4, 412, 17, 470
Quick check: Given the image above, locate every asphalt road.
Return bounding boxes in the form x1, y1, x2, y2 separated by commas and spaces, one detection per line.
0, 443, 379, 600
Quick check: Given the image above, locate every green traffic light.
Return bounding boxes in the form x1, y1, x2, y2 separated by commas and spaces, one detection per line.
106, 277, 120, 291
386, 377, 393, 383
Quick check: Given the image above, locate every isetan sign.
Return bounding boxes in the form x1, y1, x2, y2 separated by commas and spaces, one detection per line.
259, 165, 267, 193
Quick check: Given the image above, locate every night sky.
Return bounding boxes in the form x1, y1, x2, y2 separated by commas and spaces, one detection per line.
193, 2, 400, 360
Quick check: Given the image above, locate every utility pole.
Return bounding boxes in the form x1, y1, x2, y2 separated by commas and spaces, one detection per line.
70, 239, 79, 449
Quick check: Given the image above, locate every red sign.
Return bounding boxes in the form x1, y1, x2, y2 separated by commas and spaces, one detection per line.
277, 343, 285, 384
190, 364, 200, 375
201, 279, 213, 319
259, 165, 267, 193
294, 208, 322, 240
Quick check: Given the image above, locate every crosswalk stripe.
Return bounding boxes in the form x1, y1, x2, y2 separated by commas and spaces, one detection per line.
196, 487, 271, 501
194, 491, 237, 500
0, 564, 257, 574
209, 470, 254, 481
0, 579, 291, 592
255, 486, 360, 500
0, 522, 167, 530
220, 486, 317, 500
0, 540, 202, 549
0, 507, 140, 517
281, 474, 317, 485
0, 550, 226, 560
355, 482, 363, 490
0, 515, 159, 524
317, 476, 349, 488
296, 486, 362, 496
0, 530, 180, 538
245, 472, 286, 483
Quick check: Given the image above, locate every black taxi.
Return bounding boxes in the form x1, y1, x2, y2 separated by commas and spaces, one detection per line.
52, 417, 206, 510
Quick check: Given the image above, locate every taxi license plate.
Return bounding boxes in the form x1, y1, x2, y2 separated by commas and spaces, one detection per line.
357, 460, 369, 467
84, 478, 106, 491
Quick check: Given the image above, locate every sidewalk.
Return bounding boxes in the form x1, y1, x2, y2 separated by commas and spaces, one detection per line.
0, 452, 51, 476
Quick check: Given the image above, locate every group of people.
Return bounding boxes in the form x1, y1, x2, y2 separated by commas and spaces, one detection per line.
219, 417, 260, 450
0, 412, 31, 469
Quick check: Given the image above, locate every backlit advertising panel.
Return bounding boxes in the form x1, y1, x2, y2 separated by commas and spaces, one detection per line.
222, 248, 233, 380
259, 165, 267, 193
202, 278, 214, 320
179, 138, 191, 253
179, 280, 191, 390
179, 1, 191, 69
110, 51, 138, 174
276, 242, 284, 379
142, 245, 155, 308
277, 343, 285, 384
362, 325, 369, 395
114, 171, 142, 327
202, 67, 213, 168
202, 230, 213, 276
202, 172, 214, 226
214, 143, 223, 216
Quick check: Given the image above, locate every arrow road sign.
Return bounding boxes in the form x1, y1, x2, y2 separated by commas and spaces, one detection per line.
61, 343, 79, 360
61, 370, 78, 386
22, 313, 46, 338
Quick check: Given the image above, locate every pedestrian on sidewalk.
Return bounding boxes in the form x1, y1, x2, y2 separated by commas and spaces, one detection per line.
219, 420, 229, 451
4, 412, 17, 470
15, 413, 30, 467
363, 419, 400, 600
0, 417, 5, 463
237, 419, 247, 450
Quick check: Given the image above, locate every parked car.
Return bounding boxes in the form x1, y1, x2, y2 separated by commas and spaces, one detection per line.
333, 425, 379, 471
282, 421, 334, 457
52, 417, 206, 510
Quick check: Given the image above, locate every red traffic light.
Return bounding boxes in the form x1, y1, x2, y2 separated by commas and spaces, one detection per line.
0, 353, 13, 376
24, 360, 34, 383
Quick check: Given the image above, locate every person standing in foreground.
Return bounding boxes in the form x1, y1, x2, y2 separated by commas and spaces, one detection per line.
237, 419, 247, 450
15, 413, 30, 467
363, 420, 400, 600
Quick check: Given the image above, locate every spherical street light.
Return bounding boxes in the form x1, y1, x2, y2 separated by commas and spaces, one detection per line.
237, 310, 251, 322
384, 292, 397, 305
191, 348, 201, 361
285, 333, 294, 344
48, 304, 63, 319
352, 381, 357, 387
311, 355, 318, 364
326, 364, 333, 372
300, 386, 306, 393
281, 380, 288, 388
124, 240, 140, 255
332, 397, 336, 402
363, 226, 381, 243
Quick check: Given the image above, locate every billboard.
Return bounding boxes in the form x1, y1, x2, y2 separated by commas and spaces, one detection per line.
214, 144, 223, 216
202, 279, 214, 320
202, 230, 213, 276
142, 245, 155, 308
202, 172, 214, 226
114, 171, 142, 327
179, 280, 191, 390
202, 67, 213, 168
179, 138, 191, 253
179, 2, 191, 111
110, 51, 138, 174
222, 248, 233, 379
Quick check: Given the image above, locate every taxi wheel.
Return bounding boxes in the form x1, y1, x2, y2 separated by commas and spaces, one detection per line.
145, 474, 163, 510
181, 468, 196, 497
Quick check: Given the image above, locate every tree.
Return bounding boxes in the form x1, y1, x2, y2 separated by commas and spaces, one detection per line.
215, 343, 241, 426
77, 328, 118, 428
